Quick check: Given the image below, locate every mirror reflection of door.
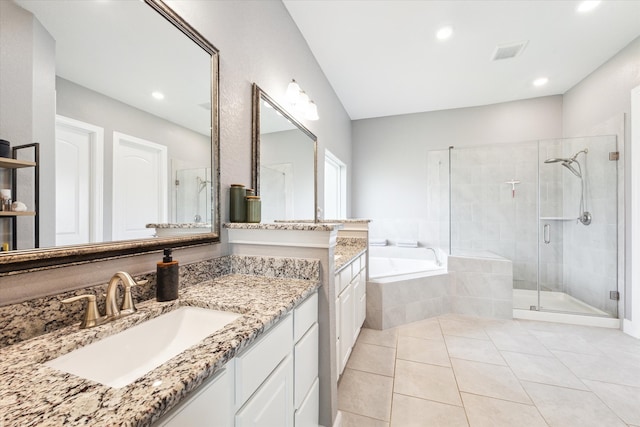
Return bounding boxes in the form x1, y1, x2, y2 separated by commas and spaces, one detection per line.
112, 132, 167, 241
261, 163, 294, 222
324, 150, 346, 219
54, 115, 104, 246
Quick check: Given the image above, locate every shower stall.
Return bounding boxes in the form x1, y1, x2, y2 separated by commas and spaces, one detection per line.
434, 135, 620, 322
174, 167, 212, 224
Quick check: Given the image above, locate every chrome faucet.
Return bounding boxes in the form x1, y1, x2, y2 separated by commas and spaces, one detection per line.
62, 271, 145, 329
426, 247, 443, 267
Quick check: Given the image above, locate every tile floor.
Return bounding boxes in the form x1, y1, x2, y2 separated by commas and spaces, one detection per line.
337, 314, 640, 427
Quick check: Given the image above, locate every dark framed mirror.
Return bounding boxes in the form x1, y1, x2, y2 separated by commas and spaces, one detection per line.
251, 84, 317, 222
0, 0, 220, 273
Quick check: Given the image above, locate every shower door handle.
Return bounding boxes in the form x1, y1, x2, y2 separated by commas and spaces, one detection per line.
543, 224, 551, 244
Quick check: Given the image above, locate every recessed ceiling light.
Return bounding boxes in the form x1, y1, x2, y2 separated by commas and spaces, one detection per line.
436, 25, 453, 41
577, 1, 601, 13
533, 77, 549, 87
151, 91, 165, 100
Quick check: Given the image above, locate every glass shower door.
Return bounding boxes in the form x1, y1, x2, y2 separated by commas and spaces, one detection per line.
538, 136, 618, 317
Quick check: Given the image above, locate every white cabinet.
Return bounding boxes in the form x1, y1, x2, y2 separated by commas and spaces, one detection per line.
236, 354, 294, 427
293, 293, 319, 425
156, 361, 234, 427
155, 290, 319, 427
338, 284, 354, 374
335, 252, 367, 380
235, 314, 293, 406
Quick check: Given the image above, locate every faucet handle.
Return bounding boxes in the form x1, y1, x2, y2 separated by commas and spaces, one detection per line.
62, 294, 106, 329
119, 274, 147, 315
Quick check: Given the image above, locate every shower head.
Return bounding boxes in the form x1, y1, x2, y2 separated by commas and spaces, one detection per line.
544, 157, 570, 164
544, 148, 587, 179
561, 161, 582, 178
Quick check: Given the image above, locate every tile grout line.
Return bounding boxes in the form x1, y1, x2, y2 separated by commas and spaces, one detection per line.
438, 316, 472, 427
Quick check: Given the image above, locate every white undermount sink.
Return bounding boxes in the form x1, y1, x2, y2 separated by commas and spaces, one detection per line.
45, 306, 241, 388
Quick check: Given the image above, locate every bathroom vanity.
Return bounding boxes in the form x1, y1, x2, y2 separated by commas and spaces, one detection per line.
334, 241, 367, 380
0, 269, 319, 426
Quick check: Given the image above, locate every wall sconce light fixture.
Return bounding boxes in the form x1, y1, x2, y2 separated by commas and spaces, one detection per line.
286, 79, 319, 121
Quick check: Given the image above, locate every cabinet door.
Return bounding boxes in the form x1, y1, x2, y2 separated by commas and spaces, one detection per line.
354, 271, 366, 333
295, 323, 319, 409
236, 354, 294, 427
338, 284, 354, 375
156, 361, 234, 427
295, 378, 319, 427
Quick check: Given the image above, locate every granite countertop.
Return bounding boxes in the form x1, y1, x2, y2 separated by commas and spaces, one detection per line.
224, 222, 343, 231
335, 238, 368, 272
145, 223, 212, 229
0, 274, 319, 427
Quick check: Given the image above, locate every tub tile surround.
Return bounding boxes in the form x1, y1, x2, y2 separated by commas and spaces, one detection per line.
0, 254, 319, 348
367, 253, 513, 330
0, 273, 319, 426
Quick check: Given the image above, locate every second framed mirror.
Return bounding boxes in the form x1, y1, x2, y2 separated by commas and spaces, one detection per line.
251, 83, 317, 223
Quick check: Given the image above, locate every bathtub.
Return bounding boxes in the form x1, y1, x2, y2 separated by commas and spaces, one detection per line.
368, 246, 447, 283
366, 246, 449, 330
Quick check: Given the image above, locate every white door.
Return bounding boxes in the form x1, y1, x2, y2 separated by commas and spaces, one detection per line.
112, 132, 167, 240
55, 116, 104, 246
260, 163, 293, 222
324, 150, 346, 219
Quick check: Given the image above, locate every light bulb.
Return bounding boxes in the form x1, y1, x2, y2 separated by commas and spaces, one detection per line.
577, 1, 601, 13
286, 80, 301, 104
306, 101, 319, 121
533, 77, 548, 87
436, 25, 453, 40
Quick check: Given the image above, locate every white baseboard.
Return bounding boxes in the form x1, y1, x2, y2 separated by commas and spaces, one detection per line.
623, 319, 640, 338
332, 410, 343, 427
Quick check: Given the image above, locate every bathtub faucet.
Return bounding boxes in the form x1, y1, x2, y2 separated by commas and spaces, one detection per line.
426, 247, 442, 267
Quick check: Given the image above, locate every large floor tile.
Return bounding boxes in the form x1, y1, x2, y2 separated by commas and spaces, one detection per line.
340, 410, 390, 427
394, 359, 462, 406
445, 335, 506, 365
521, 381, 627, 427
338, 368, 393, 422
552, 350, 640, 388
390, 394, 469, 427
501, 351, 587, 390
397, 318, 443, 341
582, 379, 640, 426
396, 335, 450, 367
439, 318, 490, 340
346, 342, 396, 377
461, 392, 548, 427
529, 329, 602, 355
485, 327, 553, 357
451, 358, 531, 404
357, 328, 398, 348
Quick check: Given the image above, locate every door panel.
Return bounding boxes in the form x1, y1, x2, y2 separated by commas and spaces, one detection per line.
112, 132, 167, 240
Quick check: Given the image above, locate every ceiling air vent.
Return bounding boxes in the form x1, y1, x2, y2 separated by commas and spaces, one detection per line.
491, 40, 528, 61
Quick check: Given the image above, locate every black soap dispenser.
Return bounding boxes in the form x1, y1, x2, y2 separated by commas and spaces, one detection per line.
156, 248, 179, 301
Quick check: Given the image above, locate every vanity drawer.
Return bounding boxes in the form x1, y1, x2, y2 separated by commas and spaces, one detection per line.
294, 322, 318, 409
235, 313, 293, 407
294, 292, 318, 342
338, 264, 352, 293
295, 377, 319, 427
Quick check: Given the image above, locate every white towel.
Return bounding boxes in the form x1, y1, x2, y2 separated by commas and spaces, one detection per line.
369, 238, 387, 246
396, 240, 418, 248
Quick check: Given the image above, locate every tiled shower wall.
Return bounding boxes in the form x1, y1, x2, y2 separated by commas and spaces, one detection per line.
448, 142, 539, 291
428, 135, 619, 317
